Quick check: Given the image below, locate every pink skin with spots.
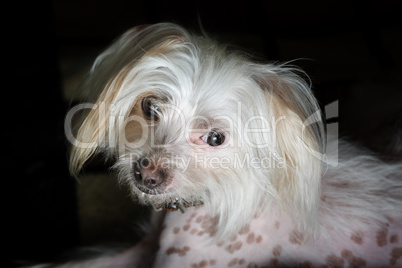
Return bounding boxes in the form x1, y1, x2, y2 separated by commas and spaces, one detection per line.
143, 207, 401, 267
71, 206, 401, 267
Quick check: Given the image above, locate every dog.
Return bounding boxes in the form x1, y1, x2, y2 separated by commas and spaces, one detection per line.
65, 23, 402, 267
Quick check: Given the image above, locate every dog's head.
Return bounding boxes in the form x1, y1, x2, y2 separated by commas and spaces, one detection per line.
69, 23, 325, 240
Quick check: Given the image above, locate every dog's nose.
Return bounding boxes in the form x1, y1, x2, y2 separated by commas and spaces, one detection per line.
133, 162, 167, 192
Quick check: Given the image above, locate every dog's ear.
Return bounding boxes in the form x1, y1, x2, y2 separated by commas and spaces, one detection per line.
69, 23, 188, 175
254, 65, 325, 233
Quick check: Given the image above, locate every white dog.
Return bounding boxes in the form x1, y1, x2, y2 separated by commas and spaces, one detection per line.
66, 23, 402, 267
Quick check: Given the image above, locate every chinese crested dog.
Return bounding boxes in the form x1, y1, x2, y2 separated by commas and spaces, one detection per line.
65, 23, 402, 267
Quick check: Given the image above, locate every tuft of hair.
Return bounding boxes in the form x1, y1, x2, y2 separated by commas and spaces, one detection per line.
253, 63, 325, 235
69, 23, 190, 175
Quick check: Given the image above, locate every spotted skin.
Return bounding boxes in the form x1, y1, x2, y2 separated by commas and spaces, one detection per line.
147, 206, 402, 267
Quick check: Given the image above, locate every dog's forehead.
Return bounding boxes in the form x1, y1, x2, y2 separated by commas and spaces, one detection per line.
165, 69, 255, 123
147, 44, 259, 114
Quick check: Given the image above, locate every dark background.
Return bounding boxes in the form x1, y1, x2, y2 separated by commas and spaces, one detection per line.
5, 0, 402, 266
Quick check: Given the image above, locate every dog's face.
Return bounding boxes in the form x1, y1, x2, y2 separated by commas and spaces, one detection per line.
69, 23, 324, 240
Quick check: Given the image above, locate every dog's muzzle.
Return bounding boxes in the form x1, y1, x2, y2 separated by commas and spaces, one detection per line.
132, 160, 169, 195
132, 158, 204, 213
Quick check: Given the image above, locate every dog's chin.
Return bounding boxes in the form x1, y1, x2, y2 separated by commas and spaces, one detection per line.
131, 178, 177, 205
132, 180, 169, 196
131, 177, 205, 212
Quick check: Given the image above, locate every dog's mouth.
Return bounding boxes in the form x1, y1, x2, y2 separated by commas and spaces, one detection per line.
132, 162, 204, 213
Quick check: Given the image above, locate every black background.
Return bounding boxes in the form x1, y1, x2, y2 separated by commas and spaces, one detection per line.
4, 0, 402, 266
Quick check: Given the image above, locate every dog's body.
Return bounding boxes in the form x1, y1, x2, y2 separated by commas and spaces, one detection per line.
65, 23, 402, 267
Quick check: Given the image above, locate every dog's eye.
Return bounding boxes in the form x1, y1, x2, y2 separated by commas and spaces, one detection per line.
141, 97, 160, 120
204, 129, 225, 146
